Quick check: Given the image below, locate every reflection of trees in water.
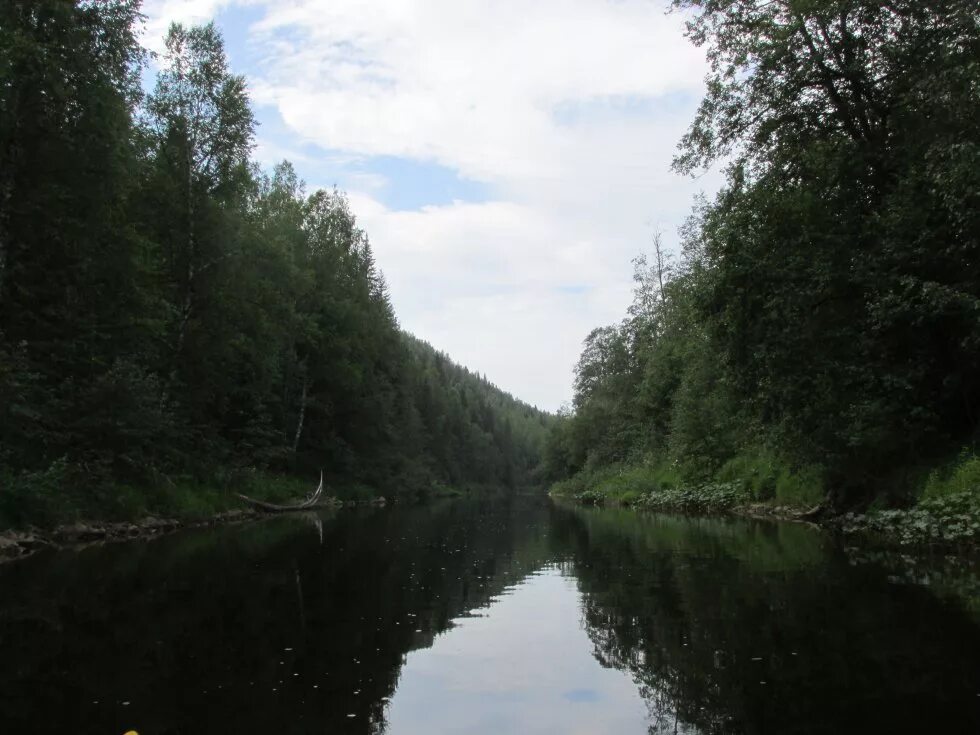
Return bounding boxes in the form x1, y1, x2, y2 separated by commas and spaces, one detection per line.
841, 546, 980, 619
0, 497, 555, 735
580, 592, 702, 735
3, 500, 978, 734
549, 504, 980, 735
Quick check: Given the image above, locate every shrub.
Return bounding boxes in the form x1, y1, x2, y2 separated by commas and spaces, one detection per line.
922, 451, 980, 501
717, 451, 779, 500
549, 463, 684, 505
775, 464, 825, 507
0, 458, 77, 528
839, 491, 980, 547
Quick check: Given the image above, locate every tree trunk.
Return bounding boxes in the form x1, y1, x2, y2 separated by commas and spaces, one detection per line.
653, 230, 667, 306
174, 286, 193, 360
0, 180, 10, 304
178, 141, 196, 356
292, 376, 309, 455
0, 225, 6, 304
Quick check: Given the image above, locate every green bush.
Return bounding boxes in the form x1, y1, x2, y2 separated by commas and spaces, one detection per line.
150, 470, 314, 520
634, 481, 750, 513
152, 482, 226, 520
922, 451, 980, 501
717, 451, 779, 500
550, 463, 683, 505
94, 483, 149, 521
839, 492, 980, 547
0, 458, 77, 528
552, 453, 824, 513
237, 471, 312, 504
775, 464, 825, 507
715, 451, 825, 507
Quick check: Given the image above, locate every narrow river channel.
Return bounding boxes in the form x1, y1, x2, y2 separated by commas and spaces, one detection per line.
1, 497, 977, 733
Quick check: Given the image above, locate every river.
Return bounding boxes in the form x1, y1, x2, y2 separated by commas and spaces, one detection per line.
0, 497, 977, 733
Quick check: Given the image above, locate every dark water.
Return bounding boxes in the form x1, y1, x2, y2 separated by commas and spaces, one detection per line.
1, 498, 978, 734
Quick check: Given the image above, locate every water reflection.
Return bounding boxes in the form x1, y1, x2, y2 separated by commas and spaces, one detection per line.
0, 498, 977, 734
0, 499, 554, 734
550, 505, 980, 734
384, 567, 648, 735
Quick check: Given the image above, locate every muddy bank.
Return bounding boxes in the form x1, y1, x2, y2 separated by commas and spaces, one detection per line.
0, 510, 258, 562
0, 495, 389, 563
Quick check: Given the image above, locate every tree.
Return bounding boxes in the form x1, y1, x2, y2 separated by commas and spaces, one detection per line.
145, 21, 255, 377
673, 0, 980, 500
0, 12, 553, 526
0, 0, 148, 475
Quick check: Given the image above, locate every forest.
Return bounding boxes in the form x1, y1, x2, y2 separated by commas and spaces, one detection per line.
545, 0, 980, 522
0, 1, 551, 528
2, 0, 978, 535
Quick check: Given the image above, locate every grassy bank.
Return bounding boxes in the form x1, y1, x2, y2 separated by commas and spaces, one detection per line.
834, 453, 980, 548
0, 465, 335, 531
550, 453, 823, 511
0, 458, 519, 532
549, 452, 980, 550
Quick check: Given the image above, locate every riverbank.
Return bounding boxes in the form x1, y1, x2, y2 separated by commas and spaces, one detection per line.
549, 451, 980, 551
551, 481, 980, 552
0, 496, 369, 563
0, 466, 516, 563
0, 510, 259, 562
0, 490, 395, 563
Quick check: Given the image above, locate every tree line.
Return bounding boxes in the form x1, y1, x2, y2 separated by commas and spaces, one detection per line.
0, 1, 550, 526
545, 0, 979, 510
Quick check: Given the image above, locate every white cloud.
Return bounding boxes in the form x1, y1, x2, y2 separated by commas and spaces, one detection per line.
343, 193, 656, 411
251, 0, 706, 183
252, 138, 314, 169
142, 0, 722, 410
141, 0, 238, 52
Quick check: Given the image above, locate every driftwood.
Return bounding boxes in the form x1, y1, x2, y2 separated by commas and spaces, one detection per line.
798, 502, 829, 521
237, 472, 326, 513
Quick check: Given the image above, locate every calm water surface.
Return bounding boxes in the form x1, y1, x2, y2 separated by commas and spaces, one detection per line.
0, 497, 978, 734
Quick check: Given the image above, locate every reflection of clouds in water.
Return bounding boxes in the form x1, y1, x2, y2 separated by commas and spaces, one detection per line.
384, 567, 649, 735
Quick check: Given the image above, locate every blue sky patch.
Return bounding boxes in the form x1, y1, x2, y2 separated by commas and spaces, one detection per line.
353, 155, 491, 210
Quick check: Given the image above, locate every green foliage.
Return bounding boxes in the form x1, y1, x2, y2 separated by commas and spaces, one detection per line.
715, 452, 825, 506
675, 0, 980, 497
547, 0, 980, 516
775, 465, 825, 507
0, 7, 552, 528
633, 482, 751, 513
0, 459, 75, 529
922, 451, 980, 501
839, 492, 980, 548
551, 463, 682, 505
716, 452, 779, 501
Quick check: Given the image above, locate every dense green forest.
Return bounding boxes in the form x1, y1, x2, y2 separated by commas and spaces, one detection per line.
546, 0, 980, 515
0, 1, 550, 528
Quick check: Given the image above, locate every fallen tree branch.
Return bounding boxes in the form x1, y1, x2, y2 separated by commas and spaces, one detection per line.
237, 471, 326, 513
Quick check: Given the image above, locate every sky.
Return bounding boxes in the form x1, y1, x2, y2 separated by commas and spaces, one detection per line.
141, 0, 721, 412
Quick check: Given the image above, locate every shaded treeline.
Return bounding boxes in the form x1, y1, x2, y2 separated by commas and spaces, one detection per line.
546, 0, 980, 508
0, 1, 550, 526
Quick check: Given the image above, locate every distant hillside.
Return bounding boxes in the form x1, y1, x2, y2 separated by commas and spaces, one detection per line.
401, 333, 553, 494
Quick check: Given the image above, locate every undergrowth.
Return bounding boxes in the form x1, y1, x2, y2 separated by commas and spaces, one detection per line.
0, 463, 321, 530
550, 451, 823, 513
550, 451, 980, 549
